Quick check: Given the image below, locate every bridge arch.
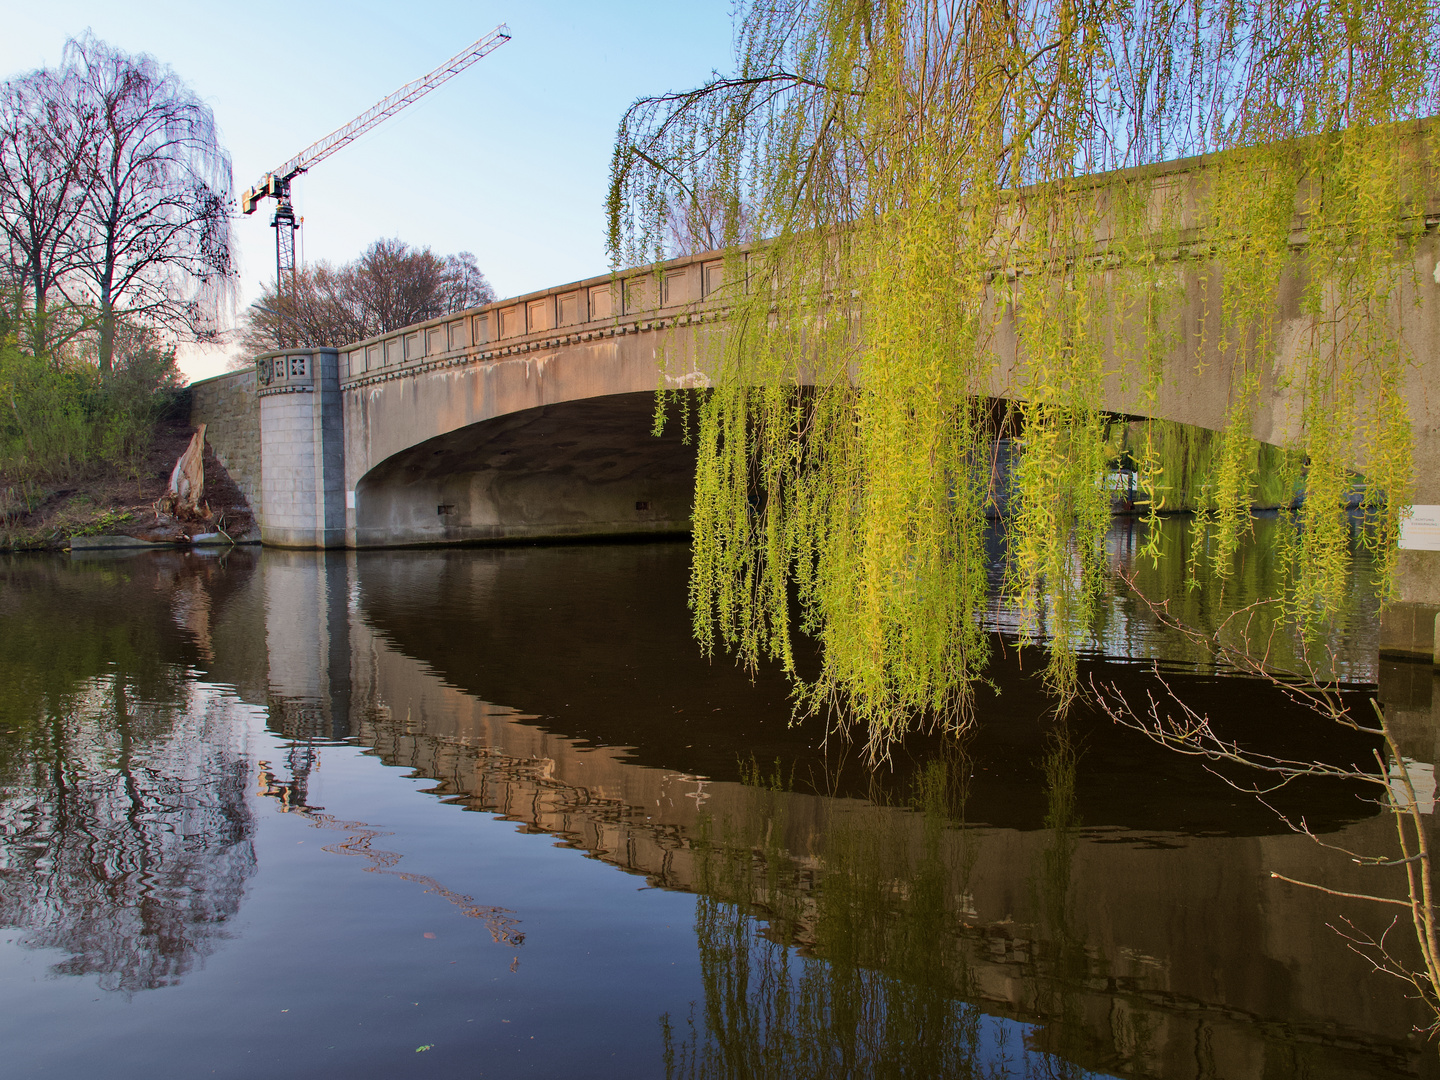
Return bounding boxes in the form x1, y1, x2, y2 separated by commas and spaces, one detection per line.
353, 391, 696, 547
334, 233, 1440, 544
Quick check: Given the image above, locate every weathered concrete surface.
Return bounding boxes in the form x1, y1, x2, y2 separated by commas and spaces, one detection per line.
354, 391, 695, 546
1380, 602, 1440, 662
336, 231, 1440, 550
188, 367, 262, 517
338, 255, 720, 548
256, 349, 346, 549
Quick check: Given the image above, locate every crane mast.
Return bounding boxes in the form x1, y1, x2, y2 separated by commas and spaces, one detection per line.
241, 25, 511, 341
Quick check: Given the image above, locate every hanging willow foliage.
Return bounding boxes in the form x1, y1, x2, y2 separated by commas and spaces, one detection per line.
607, 0, 1440, 758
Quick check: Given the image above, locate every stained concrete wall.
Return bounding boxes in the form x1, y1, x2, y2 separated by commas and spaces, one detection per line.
352, 391, 696, 546
188, 368, 261, 517
338, 229, 1440, 549
338, 257, 720, 548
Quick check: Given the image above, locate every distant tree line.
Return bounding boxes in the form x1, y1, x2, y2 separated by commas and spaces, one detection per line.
239, 238, 496, 356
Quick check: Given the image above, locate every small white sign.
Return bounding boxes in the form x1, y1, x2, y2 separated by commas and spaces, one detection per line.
1400, 505, 1440, 551
345, 490, 356, 510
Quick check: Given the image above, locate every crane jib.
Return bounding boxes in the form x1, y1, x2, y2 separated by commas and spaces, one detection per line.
239, 24, 510, 216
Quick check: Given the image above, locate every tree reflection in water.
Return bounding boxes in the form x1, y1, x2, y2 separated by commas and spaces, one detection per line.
0, 553, 257, 994
663, 743, 1106, 1079
1025, 723, 1148, 1074
0, 675, 255, 993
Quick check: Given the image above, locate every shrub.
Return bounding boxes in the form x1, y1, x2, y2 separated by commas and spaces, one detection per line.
0, 324, 182, 482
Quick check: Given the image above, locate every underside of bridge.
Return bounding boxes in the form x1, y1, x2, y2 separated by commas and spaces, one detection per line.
353, 391, 697, 547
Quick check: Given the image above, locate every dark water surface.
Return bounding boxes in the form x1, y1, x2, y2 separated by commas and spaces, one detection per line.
0, 529, 1432, 1078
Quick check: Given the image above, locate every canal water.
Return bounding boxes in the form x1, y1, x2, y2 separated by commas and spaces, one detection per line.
0, 524, 1432, 1078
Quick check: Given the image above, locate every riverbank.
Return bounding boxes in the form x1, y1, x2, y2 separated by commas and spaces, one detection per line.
0, 400, 256, 551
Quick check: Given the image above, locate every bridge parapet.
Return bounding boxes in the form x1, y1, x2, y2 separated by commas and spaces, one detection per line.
257, 349, 319, 392
338, 249, 741, 392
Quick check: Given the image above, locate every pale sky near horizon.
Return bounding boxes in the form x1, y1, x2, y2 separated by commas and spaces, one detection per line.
0, 1, 734, 381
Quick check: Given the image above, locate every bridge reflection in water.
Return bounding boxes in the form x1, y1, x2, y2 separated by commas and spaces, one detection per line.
247, 536, 1433, 1079
1, 538, 1432, 1076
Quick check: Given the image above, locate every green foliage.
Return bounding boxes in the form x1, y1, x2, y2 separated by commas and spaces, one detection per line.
1117, 420, 1304, 529
0, 322, 181, 482
611, 0, 1438, 756
0, 555, 191, 783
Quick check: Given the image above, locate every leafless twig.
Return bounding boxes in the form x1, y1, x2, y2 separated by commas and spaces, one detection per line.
1091, 569, 1440, 1036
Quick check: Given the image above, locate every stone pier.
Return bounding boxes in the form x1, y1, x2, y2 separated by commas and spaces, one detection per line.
254, 348, 346, 549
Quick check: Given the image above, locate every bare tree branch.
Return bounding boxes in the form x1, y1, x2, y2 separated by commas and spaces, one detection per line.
65, 33, 236, 372
239, 239, 496, 356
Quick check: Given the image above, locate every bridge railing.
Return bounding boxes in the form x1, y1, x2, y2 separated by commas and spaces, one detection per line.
337, 247, 747, 387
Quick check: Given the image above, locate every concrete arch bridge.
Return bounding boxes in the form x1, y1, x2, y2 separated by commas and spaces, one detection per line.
190, 157, 1440, 656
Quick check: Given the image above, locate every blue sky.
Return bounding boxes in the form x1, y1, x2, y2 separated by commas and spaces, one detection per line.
0, 1, 734, 378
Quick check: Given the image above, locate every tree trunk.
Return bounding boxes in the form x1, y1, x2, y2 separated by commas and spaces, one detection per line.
31, 280, 48, 361
98, 301, 114, 375
97, 208, 118, 375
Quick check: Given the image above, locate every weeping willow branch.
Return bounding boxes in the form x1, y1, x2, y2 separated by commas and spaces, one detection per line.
609, 0, 1440, 758
1096, 687, 1440, 1033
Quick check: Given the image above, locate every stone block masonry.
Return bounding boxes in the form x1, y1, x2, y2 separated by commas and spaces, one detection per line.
189, 368, 262, 517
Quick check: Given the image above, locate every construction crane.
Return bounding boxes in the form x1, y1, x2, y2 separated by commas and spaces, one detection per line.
241, 25, 511, 340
